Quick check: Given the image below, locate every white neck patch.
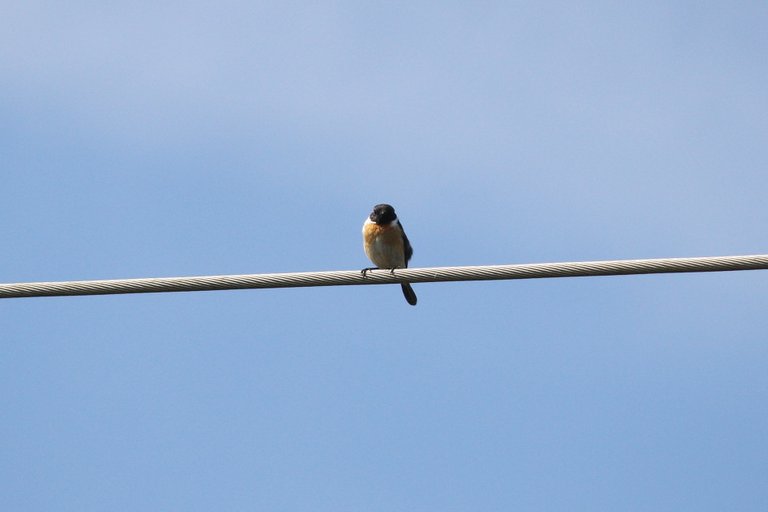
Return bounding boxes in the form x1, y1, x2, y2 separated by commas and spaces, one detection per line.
364, 217, 398, 226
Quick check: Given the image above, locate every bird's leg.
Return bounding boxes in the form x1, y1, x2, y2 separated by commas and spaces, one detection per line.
361, 267, 379, 277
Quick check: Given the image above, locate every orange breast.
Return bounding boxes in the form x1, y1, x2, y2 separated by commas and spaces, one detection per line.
363, 223, 405, 269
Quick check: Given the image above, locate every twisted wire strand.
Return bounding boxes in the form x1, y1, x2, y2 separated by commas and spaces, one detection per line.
1, 254, 767, 299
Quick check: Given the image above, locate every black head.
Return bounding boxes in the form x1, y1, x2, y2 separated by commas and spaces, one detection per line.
369, 203, 397, 225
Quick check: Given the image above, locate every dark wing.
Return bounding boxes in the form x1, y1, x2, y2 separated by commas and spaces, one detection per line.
397, 220, 413, 266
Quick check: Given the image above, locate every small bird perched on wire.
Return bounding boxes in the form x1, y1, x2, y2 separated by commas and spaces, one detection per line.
361, 203, 417, 306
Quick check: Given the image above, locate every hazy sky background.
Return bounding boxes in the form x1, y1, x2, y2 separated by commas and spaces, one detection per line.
2, 2, 767, 510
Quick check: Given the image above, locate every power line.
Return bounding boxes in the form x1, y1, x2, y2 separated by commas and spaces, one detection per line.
1, 254, 767, 299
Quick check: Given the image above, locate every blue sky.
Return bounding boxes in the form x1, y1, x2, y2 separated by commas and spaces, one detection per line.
2, 2, 767, 510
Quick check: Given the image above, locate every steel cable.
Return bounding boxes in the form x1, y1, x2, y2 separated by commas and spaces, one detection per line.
2, 254, 767, 299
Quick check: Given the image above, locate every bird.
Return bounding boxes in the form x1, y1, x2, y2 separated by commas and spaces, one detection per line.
362, 203, 417, 306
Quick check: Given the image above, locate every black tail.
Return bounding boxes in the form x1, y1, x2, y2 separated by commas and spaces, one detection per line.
401, 283, 417, 306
